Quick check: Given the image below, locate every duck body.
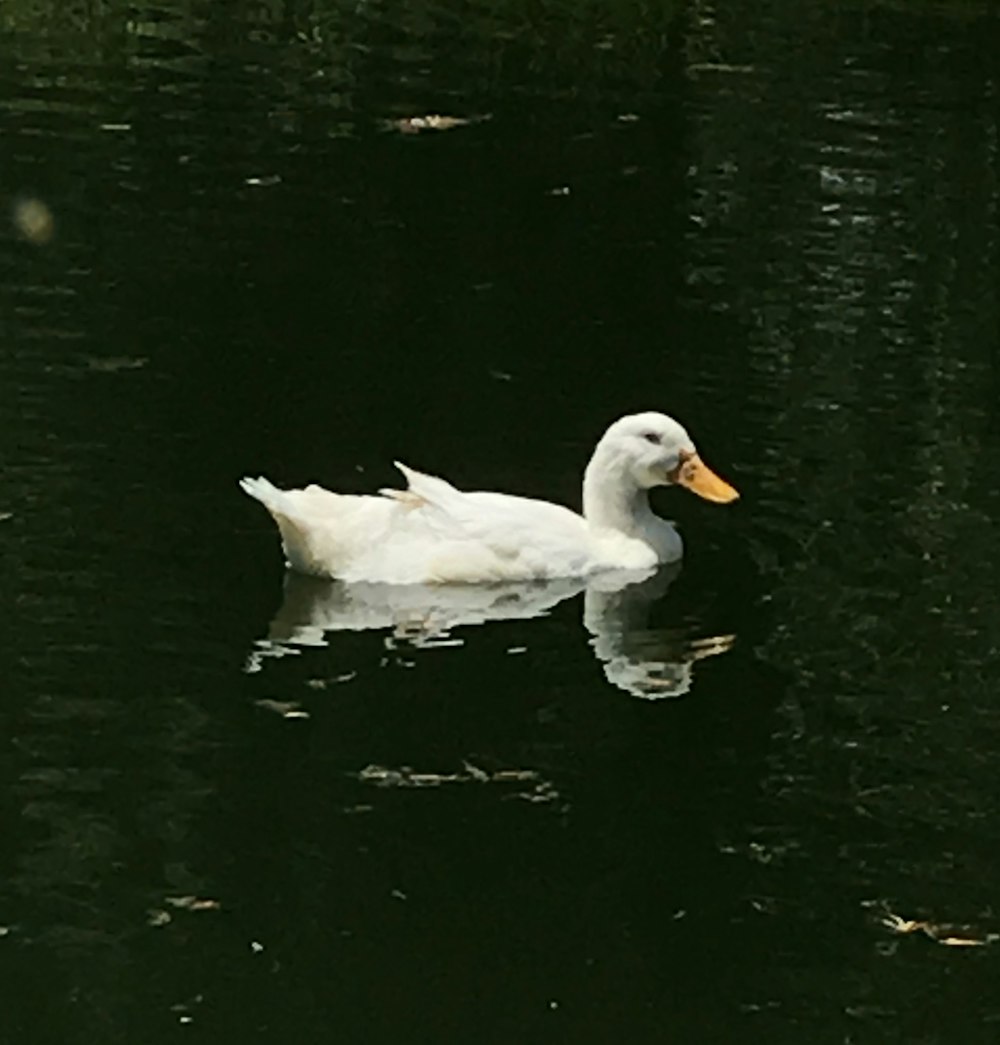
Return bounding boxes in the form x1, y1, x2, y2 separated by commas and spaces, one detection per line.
240, 412, 738, 585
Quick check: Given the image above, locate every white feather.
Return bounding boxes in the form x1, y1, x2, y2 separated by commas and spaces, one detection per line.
239, 411, 737, 584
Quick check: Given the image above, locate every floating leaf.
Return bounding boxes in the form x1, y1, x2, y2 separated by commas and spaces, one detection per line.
881, 914, 926, 934
306, 671, 357, 690
385, 113, 491, 135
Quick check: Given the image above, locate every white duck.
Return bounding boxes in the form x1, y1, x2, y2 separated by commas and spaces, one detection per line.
239, 411, 738, 584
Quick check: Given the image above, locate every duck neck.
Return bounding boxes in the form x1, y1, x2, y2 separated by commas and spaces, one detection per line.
583, 452, 652, 535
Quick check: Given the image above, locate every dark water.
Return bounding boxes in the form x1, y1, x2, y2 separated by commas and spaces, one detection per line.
2, 0, 1000, 1040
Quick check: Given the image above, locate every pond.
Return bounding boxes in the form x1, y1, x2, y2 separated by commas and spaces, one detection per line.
2, 0, 999, 1041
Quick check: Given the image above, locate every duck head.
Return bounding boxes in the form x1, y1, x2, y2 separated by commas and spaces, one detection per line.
589, 412, 739, 504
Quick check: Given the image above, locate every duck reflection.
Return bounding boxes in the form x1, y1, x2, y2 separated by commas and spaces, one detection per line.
583, 567, 735, 698
247, 566, 733, 700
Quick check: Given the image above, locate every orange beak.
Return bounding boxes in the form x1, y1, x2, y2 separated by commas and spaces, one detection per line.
671, 451, 739, 504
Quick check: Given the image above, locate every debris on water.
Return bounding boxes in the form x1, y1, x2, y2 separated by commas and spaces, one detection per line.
165, 895, 221, 912
0, 513, 12, 522
617, 113, 640, 123
506, 645, 527, 654
147, 908, 172, 927
255, 698, 310, 719
100, 122, 132, 132
385, 113, 491, 134
548, 186, 571, 196
358, 763, 540, 789
245, 174, 282, 187
687, 62, 756, 75
749, 896, 778, 915
462, 760, 490, 782
86, 355, 148, 373
391, 889, 407, 901
12, 197, 55, 245
505, 779, 562, 805
938, 935, 993, 948
170, 996, 203, 1013
880, 910, 997, 947
250, 940, 265, 953
492, 769, 543, 784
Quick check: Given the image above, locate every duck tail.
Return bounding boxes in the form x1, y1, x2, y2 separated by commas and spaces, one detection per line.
239, 475, 288, 513
239, 476, 334, 577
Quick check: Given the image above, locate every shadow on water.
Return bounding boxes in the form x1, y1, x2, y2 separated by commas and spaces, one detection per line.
2, 0, 1000, 1041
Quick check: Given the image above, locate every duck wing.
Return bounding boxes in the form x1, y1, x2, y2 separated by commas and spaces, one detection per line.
370, 463, 593, 582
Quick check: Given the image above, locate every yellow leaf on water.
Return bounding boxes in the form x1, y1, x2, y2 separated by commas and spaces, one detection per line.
880, 910, 996, 947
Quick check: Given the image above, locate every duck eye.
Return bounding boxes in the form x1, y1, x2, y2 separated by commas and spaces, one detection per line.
642, 432, 661, 445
